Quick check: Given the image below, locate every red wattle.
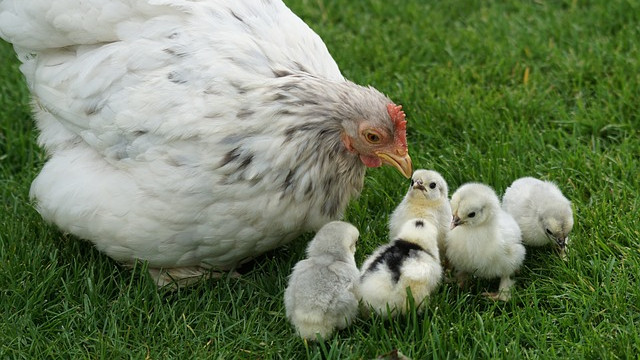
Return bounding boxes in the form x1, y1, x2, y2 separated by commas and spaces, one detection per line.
359, 154, 382, 168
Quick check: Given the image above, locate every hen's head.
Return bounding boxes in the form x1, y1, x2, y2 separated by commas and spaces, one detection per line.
340, 99, 412, 178
272, 75, 412, 179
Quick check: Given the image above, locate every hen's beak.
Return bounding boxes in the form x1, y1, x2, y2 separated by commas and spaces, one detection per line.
377, 151, 412, 178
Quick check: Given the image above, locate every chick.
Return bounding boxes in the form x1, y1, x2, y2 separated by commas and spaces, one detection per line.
502, 177, 574, 257
388, 169, 452, 260
446, 183, 525, 301
360, 219, 443, 317
284, 221, 360, 340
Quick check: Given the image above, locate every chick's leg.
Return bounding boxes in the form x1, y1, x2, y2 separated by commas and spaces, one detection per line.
455, 270, 470, 288
483, 276, 515, 301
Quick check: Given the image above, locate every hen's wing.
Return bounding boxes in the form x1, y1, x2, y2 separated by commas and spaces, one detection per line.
0, 0, 349, 268
0, 0, 343, 157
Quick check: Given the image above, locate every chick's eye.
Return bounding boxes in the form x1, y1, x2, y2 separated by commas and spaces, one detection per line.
468, 212, 476, 218
429, 182, 437, 189
365, 131, 381, 144
546, 229, 553, 235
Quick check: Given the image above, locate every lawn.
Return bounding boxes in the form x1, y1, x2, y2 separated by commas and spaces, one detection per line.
1, 0, 639, 358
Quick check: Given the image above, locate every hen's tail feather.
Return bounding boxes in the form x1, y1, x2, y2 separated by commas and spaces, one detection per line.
0, 0, 180, 50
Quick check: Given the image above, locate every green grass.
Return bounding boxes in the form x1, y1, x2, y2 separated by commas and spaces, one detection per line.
1, 0, 639, 358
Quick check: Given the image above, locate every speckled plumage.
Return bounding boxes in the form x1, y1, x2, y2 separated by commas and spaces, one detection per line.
0, 0, 411, 286
284, 221, 360, 340
502, 177, 574, 254
360, 219, 443, 316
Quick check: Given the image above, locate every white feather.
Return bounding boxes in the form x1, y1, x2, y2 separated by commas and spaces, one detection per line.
502, 177, 574, 250
446, 183, 525, 301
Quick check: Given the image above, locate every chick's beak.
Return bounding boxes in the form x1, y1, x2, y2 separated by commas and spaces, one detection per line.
450, 215, 462, 230
413, 180, 425, 191
376, 150, 412, 178
556, 237, 567, 249
546, 232, 568, 250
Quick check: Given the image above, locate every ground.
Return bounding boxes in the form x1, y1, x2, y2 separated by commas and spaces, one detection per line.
1, 0, 638, 358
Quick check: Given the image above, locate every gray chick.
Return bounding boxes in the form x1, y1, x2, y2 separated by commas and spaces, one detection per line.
284, 221, 360, 340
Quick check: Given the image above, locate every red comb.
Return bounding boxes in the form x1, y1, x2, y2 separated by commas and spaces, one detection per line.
387, 104, 406, 131
387, 103, 408, 151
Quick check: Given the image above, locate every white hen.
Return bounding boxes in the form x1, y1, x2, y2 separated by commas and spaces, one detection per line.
360, 219, 442, 317
502, 177, 574, 256
446, 183, 525, 301
284, 221, 360, 340
0, 1, 412, 285
388, 169, 451, 259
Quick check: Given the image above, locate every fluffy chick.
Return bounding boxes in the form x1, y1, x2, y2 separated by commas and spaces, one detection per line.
446, 183, 525, 301
388, 169, 452, 259
502, 177, 574, 257
284, 221, 360, 340
360, 219, 443, 317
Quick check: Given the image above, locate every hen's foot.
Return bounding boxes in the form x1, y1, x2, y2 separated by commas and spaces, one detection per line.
149, 266, 240, 289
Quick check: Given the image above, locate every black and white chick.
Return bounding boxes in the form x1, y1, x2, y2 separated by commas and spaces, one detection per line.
359, 219, 443, 317
284, 221, 360, 340
502, 177, 574, 258
388, 169, 452, 260
446, 183, 525, 301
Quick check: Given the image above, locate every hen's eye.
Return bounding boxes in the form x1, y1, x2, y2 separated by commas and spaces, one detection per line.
365, 132, 381, 143
429, 182, 437, 189
468, 212, 476, 218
